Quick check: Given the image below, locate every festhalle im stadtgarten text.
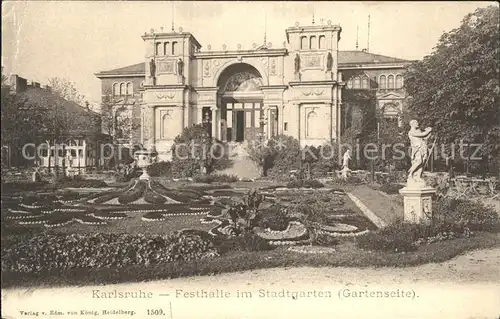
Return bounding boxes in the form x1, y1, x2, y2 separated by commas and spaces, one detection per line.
174, 288, 416, 299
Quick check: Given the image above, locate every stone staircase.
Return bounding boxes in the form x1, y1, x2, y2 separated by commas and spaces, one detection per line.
218, 142, 261, 180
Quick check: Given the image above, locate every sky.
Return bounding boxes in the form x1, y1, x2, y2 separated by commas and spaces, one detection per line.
1, 1, 496, 106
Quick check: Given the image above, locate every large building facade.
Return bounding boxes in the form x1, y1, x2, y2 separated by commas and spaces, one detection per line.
96, 21, 412, 161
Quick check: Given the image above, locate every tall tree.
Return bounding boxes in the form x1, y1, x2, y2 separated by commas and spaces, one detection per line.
404, 6, 500, 170
48, 77, 86, 106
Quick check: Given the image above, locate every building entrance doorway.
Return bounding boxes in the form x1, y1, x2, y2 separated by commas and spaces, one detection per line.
222, 100, 263, 142
235, 111, 245, 142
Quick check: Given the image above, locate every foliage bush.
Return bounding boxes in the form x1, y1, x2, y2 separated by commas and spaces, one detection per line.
147, 161, 172, 178
290, 192, 345, 224
356, 222, 421, 252
1, 232, 217, 273
256, 205, 290, 231
171, 124, 231, 178
192, 173, 239, 184
356, 198, 499, 253
433, 198, 499, 231
286, 179, 324, 189
266, 135, 302, 178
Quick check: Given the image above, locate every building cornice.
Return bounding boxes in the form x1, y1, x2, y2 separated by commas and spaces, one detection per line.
194, 48, 287, 59
338, 62, 414, 70
95, 73, 145, 79
288, 80, 337, 87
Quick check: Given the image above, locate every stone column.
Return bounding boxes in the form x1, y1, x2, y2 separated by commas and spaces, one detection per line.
211, 106, 218, 139
197, 106, 203, 124
145, 105, 156, 151
263, 105, 270, 139
296, 103, 301, 141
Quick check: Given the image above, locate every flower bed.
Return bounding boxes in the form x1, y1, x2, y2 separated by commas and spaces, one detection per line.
118, 180, 146, 204
1, 232, 217, 273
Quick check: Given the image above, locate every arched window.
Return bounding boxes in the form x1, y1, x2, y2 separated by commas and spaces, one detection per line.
300, 36, 307, 50
309, 36, 317, 49
347, 79, 353, 89
319, 35, 326, 49
379, 75, 387, 89
126, 82, 133, 96
306, 110, 318, 138
388, 75, 395, 89
172, 41, 177, 55
119, 83, 126, 96
396, 75, 403, 88
155, 42, 161, 55
362, 76, 369, 89
353, 77, 360, 89
113, 83, 119, 96
164, 42, 169, 55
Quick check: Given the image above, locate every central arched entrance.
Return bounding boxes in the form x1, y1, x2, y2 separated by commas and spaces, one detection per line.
217, 63, 264, 142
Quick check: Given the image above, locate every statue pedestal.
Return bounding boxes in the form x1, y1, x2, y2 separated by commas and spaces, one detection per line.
399, 184, 436, 224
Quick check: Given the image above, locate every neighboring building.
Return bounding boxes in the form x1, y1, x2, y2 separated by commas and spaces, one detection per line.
96, 21, 413, 161
3, 74, 111, 173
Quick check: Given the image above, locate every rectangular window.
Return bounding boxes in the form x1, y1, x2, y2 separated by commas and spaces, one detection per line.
245, 111, 252, 128
226, 110, 232, 128
254, 110, 261, 128
70, 150, 77, 157
284, 122, 288, 131
234, 103, 243, 109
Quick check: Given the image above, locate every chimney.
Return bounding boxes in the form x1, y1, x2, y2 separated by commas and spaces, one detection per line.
9, 74, 27, 93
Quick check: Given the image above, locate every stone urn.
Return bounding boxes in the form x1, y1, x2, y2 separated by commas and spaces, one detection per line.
134, 149, 157, 180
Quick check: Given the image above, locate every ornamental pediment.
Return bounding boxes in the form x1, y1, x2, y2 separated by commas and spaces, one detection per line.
376, 91, 405, 100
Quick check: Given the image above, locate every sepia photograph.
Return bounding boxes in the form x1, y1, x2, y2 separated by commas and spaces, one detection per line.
1, 1, 499, 318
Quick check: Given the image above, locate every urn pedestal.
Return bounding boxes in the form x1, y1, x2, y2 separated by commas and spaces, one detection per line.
398, 185, 436, 224
134, 149, 157, 181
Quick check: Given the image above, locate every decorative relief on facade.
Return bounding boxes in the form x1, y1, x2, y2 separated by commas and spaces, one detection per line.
270, 58, 277, 76
203, 61, 210, 78
223, 72, 263, 93
301, 89, 324, 96
157, 60, 175, 74
260, 57, 269, 74
155, 92, 176, 100
302, 54, 323, 70
212, 59, 220, 67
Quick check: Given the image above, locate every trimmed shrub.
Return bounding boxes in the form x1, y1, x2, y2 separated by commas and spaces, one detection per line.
192, 173, 239, 184
118, 180, 147, 204
286, 179, 324, 189
1, 232, 216, 273
147, 161, 172, 178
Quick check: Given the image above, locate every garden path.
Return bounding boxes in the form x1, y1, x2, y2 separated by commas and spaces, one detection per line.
2, 248, 499, 319
218, 142, 261, 180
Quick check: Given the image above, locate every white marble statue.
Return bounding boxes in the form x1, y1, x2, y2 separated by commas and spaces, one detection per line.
407, 120, 432, 185
341, 149, 351, 180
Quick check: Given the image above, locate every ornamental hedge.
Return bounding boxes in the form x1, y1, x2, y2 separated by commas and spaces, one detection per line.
2, 232, 217, 273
